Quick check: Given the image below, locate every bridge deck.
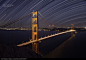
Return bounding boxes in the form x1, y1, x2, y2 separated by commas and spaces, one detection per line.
17, 30, 75, 47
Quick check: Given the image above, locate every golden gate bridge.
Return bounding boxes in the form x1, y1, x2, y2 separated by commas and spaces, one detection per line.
0, 11, 76, 54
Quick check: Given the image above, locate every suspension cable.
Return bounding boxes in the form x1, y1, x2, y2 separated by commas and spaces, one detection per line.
38, 16, 49, 26
38, 11, 53, 26
0, 12, 32, 28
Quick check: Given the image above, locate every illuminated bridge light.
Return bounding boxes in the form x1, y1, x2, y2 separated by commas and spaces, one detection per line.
70, 30, 76, 31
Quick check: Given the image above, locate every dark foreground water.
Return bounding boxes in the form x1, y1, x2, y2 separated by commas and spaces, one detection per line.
44, 31, 86, 58
0, 30, 60, 45
0, 30, 86, 58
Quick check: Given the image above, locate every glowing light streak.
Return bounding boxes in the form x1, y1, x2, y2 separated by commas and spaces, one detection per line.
0, 14, 6, 20
0, 0, 10, 9
47, 2, 86, 23
52, 6, 86, 23
54, 12, 86, 25
0, 0, 26, 25
42, 0, 83, 17
41, 1, 86, 25
59, 15, 86, 25
42, 0, 67, 15
0, 0, 86, 27
30, 0, 43, 10
17, 1, 34, 17
5, 17, 12, 23
74, 20, 86, 25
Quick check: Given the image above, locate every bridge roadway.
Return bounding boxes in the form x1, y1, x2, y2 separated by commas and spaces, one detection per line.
17, 30, 75, 47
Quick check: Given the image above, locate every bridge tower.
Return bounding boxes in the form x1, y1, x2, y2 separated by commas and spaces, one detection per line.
32, 11, 39, 53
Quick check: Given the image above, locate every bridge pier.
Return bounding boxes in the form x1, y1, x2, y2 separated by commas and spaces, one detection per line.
32, 42, 39, 54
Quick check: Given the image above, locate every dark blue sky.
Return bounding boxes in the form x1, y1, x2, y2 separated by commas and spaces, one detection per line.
0, 0, 86, 28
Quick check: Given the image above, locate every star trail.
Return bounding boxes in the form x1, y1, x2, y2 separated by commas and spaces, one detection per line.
0, 0, 86, 28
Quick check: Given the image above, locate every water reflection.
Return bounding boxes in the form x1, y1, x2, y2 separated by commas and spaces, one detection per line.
44, 32, 86, 58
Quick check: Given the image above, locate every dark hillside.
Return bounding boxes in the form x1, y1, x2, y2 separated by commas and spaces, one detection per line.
0, 42, 42, 58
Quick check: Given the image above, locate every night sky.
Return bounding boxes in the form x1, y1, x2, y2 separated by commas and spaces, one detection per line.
0, 0, 86, 28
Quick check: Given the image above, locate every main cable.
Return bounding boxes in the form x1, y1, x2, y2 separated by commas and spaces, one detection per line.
0, 12, 32, 28
38, 16, 49, 26
38, 11, 53, 26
